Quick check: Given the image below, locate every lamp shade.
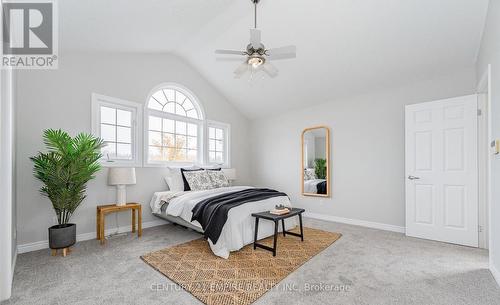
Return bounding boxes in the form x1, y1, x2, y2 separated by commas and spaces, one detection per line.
108, 167, 136, 185
222, 168, 237, 181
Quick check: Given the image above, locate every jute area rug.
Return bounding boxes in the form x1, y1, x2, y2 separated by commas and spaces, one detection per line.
141, 227, 341, 305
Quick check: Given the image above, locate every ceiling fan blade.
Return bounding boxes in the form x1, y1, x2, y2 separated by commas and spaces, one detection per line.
267, 53, 296, 60
266, 45, 296, 60
262, 62, 278, 78
250, 29, 261, 48
216, 57, 246, 62
215, 49, 246, 55
234, 63, 249, 78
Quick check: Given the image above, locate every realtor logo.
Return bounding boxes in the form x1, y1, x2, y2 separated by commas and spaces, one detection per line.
1, 0, 58, 69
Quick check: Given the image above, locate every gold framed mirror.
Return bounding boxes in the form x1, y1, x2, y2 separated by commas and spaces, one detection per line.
301, 126, 330, 197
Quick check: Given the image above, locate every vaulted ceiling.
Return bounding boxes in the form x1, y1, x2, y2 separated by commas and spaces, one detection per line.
61, 0, 489, 118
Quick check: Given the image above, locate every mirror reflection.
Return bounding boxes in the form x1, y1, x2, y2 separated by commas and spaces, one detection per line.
302, 127, 330, 197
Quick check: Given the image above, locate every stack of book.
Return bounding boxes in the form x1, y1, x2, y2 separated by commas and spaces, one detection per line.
270, 208, 290, 215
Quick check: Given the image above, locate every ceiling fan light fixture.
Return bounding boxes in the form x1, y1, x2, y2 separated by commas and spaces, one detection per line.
247, 55, 265, 68
215, 0, 296, 79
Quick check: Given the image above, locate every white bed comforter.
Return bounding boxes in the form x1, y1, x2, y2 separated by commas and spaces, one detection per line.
303, 179, 326, 193
150, 186, 296, 259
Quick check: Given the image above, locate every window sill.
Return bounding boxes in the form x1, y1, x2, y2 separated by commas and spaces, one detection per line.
100, 160, 141, 168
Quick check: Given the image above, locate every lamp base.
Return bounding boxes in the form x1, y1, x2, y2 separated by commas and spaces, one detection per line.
116, 185, 127, 206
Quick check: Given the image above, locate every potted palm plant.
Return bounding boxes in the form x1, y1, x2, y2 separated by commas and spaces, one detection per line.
314, 158, 327, 179
31, 129, 103, 253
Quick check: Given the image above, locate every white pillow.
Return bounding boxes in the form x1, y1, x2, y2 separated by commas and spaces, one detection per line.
182, 171, 213, 191
164, 167, 185, 192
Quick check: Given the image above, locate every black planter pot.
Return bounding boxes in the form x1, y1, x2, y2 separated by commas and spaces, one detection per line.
48, 223, 76, 249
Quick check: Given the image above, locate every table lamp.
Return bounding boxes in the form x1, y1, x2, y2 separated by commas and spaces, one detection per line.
108, 167, 136, 206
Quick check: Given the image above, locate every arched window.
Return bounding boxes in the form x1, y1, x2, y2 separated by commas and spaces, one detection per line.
145, 84, 205, 165
147, 87, 203, 119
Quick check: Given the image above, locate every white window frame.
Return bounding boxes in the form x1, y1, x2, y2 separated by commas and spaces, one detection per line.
206, 120, 231, 168
91, 93, 142, 167
144, 83, 206, 167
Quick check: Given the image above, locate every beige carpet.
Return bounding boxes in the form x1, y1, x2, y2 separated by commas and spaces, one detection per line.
141, 227, 341, 305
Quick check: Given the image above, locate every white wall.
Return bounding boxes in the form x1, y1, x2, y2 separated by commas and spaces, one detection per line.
0, 68, 16, 301
476, 0, 500, 285
249, 68, 475, 229
16, 53, 251, 247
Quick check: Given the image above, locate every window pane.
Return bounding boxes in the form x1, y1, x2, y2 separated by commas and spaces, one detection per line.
148, 99, 163, 111
152, 91, 167, 106
175, 104, 186, 117
187, 149, 197, 162
117, 109, 131, 126
164, 89, 175, 102
186, 109, 199, 119
216, 140, 223, 151
163, 133, 175, 147
175, 148, 187, 161
100, 106, 116, 124
209, 127, 215, 139
148, 146, 162, 161
149, 131, 161, 146
216, 128, 224, 140
209, 139, 216, 151
164, 102, 175, 114
216, 152, 223, 163
209, 151, 216, 162
117, 126, 131, 143
183, 99, 194, 111
164, 147, 174, 161
149, 116, 161, 131
187, 123, 197, 136
102, 142, 116, 159
116, 143, 132, 160
176, 121, 186, 134
101, 124, 116, 142
163, 119, 175, 133
176, 135, 187, 149
176, 92, 187, 104
187, 136, 197, 149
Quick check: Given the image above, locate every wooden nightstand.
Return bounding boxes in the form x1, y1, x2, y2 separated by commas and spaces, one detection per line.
96, 203, 142, 245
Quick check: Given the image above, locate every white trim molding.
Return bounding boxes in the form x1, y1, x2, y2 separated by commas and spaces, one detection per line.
304, 212, 406, 233
206, 120, 231, 168
0, 67, 14, 301
17, 219, 168, 254
91, 93, 143, 167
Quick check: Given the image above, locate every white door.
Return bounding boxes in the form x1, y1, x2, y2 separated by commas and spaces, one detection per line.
405, 95, 478, 247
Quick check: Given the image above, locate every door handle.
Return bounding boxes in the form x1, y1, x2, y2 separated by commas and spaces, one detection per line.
408, 175, 420, 180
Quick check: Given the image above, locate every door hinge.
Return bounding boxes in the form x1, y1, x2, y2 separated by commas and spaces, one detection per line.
478, 225, 483, 233
478, 109, 482, 116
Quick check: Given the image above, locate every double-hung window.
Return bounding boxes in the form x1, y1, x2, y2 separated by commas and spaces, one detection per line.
91, 94, 142, 166
207, 121, 230, 167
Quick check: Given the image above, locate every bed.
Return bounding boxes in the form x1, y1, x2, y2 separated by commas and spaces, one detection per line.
150, 186, 297, 259
303, 178, 327, 194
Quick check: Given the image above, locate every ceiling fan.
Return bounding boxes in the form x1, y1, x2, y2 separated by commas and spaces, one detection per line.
215, 0, 297, 79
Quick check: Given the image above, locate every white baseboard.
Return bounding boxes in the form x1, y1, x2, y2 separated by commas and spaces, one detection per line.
491, 263, 500, 287
303, 212, 406, 233
17, 219, 168, 254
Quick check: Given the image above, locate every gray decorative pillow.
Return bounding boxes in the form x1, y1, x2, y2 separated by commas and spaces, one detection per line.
206, 170, 229, 188
183, 170, 213, 191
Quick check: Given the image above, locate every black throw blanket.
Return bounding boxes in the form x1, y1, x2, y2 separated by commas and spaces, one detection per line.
317, 181, 327, 194
191, 188, 288, 244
